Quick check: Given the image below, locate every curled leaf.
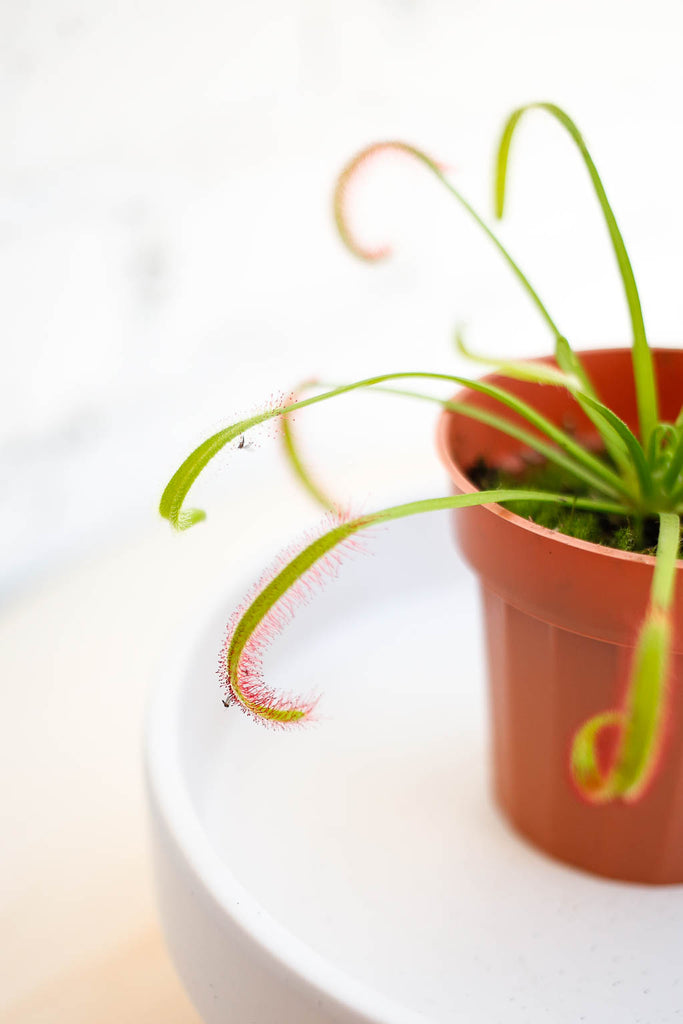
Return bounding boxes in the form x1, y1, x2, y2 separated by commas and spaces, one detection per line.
570, 512, 679, 802
570, 710, 625, 803
494, 101, 658, 442
281, 382, 338, 511
219, 508, 371, 725
333, 138, 564, 342
220, 490, 632, 726
333, 141, 433, 262
570, 608, 671, 802
160, 369, 630, 535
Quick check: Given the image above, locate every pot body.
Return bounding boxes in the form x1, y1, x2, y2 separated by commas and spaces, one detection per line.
437, 347, 683, 884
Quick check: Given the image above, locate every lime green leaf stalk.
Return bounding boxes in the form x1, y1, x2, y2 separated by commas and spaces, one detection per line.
571, 512, 679, 802
162, 103, 682, 804
218, 490, 626, 726
281, 388, 337, 511
495, 102, 658, 444
160, 370, 633, 530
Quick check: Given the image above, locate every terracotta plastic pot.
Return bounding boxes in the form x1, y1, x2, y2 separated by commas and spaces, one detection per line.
437, 347, 683, 884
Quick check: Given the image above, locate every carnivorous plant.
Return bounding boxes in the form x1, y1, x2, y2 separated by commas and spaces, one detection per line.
161, 103, 682, 804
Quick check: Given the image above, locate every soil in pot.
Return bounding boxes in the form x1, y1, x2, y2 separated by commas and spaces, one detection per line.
469, 457, 664, 555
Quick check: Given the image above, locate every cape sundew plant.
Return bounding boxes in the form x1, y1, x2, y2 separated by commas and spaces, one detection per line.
161, 102, 682, 804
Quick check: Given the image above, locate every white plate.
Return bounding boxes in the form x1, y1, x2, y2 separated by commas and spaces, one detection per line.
146, 511, 683, 1024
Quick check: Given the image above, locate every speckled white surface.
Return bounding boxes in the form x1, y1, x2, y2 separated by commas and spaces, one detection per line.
152, 512, 683, 1024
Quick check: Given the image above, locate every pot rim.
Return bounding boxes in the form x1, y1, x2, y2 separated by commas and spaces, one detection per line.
436, 346, 682, 571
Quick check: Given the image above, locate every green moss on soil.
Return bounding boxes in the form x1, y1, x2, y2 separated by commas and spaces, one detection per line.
468, 456, 660, 555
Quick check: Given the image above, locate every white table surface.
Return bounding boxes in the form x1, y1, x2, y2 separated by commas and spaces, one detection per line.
0, 447, 445, 1020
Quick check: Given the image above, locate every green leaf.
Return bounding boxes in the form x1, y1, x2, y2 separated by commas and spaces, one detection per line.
577, 392, 653, 501
320, 377, 630, 499
333, 140, 564, 341
281, 399, 337, 511
553, 336, 594, 394
494, 102, 658, 444
223, 488, 630, 724
660, 427, 683, 492
455, 329, 638, 490
159, 417, 260, 530
570, 711, 624, 802
454, 328, 579, 388
160, 370, 634, 530
468, 378, 634, 500
554, 336, 634, 478
570, 512, 679, 802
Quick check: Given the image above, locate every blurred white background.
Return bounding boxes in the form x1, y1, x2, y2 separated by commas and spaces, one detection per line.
1, 0, 683, 595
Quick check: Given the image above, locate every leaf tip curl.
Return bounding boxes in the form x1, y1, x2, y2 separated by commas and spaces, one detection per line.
176, 508, 207, 530
219, 508, 370, 727
570, 604, 673, 804
333, 141, 440, 263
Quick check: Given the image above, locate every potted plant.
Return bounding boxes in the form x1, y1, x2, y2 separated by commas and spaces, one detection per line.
160, 103, 683, 884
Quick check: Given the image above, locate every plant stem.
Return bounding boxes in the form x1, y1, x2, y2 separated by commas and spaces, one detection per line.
651, 512, 680, 610
495, 102, 659, 443
662, 430, 683, 493
281, 409, 336, 510
316, 378, 631, 500
571, 511, 679, 801
223, 488, 630, 723
458, 329, 637, 485
160, 370, 634, 529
